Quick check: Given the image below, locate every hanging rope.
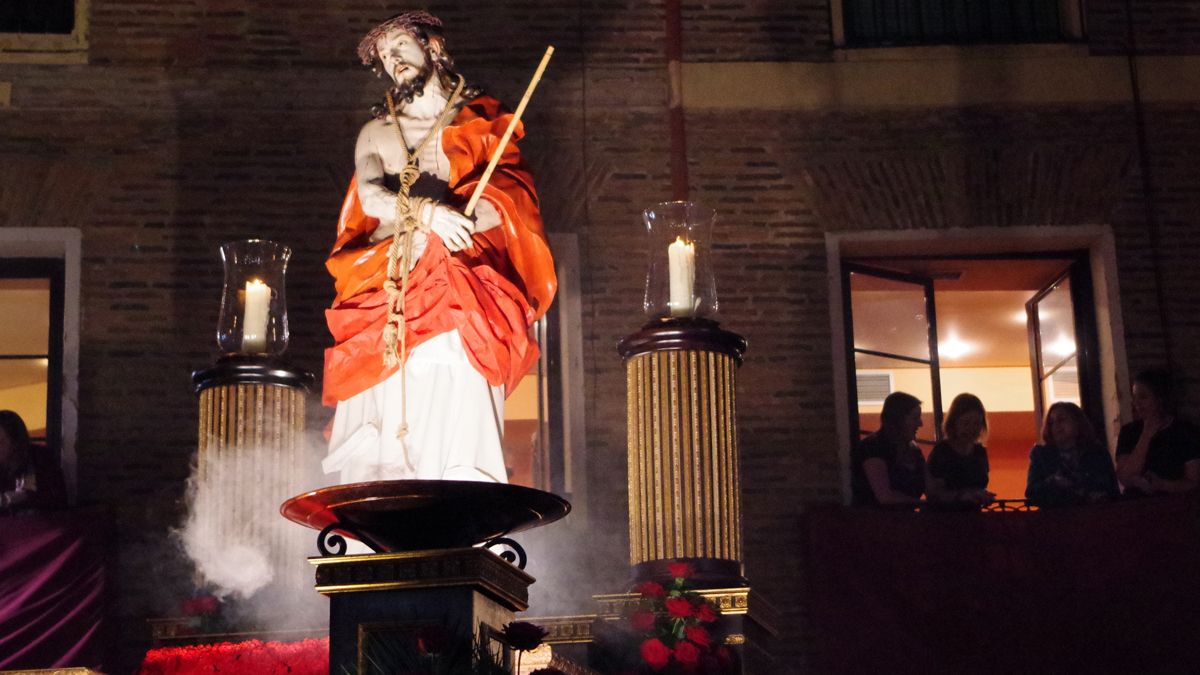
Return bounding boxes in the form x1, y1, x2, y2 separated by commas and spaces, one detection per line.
380, 75, 465, 442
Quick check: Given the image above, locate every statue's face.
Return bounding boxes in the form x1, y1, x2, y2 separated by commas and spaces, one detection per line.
375, 29, 429, 87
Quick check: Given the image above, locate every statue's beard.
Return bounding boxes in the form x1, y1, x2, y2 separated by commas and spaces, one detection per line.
390, 61, 435, 105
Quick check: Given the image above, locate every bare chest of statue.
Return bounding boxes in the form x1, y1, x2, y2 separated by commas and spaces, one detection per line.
377, 116, 449, 182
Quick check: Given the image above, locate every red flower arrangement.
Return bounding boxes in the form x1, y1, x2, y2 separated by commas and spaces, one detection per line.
138, 638, 329, 675
626, 561, 733, 673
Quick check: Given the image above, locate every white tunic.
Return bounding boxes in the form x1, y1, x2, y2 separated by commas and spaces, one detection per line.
323, 329, 507, 483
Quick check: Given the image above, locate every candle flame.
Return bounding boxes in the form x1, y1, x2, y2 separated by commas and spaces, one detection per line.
670, 236, 694, 251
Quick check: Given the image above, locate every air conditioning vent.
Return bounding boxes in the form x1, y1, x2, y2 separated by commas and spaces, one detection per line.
1048, 367, 1079, 403
856, 372, 893, 404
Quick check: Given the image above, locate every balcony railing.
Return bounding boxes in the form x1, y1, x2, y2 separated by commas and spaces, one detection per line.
842, 0, 1078, 47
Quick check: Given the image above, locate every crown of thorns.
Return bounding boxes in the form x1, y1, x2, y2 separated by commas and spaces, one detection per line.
357, 11, 443, 65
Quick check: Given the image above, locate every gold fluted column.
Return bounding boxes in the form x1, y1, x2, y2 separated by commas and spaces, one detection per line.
192, 357, 314, 589
618, 317, 747, 586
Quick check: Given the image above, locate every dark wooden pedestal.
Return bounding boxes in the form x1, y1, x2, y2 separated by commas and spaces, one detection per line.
311, 547, 534, 674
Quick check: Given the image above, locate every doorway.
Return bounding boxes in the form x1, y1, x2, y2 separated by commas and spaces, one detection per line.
842, 253, 1102, 499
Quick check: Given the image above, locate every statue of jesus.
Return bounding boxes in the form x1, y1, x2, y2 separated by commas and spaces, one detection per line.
321, 10, 556, 485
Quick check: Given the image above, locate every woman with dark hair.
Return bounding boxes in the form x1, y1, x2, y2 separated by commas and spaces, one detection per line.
0, 410, 38, 514
926, 393, 994, 505
1115, 368, 1200, 495
1025, 401, 1119, 506
851, 391, 926, 506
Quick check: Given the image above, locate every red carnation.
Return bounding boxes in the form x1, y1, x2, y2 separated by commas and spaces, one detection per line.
630, 610, 657, 632
501, 621, 549, 651
638, 581, 666, 599
674, 640, 701, 666
696, 602, 718, 623
668, 561, 694, 579
666, 597, 693, 619
685, 624, 711, 648
194, 595, 219, 614
640, 637, 671, 670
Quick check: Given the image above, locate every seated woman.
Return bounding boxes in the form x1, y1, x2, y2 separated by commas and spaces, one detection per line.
926, 393, 995, 506
1025, 401, 1119, 507
1115, 368, 1200, 495
851, 391, 926, 507
0, 410, 64, 514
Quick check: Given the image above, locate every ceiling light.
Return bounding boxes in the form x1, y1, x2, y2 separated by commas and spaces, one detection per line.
1049, 334, 1076, 357
939, 335, 972, 360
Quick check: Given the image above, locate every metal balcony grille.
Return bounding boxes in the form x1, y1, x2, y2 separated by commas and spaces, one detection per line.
843, 0, 1074, 47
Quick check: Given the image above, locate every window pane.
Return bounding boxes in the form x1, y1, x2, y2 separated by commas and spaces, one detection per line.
1036, 277, 1075, 374
842, 0, 1066, 46
502, 320, 546, 489
0, 0, 75, 35
1043, 355, 1080, 406
0, 359, 48, 438
854, 354, 937, 447
0, 279, 50, 355
850, 272, 932, 363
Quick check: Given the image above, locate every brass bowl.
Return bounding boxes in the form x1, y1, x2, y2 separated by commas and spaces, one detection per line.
280, 480, 571, 552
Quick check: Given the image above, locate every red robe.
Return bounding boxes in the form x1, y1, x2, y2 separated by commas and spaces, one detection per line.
323, 96, 556, 407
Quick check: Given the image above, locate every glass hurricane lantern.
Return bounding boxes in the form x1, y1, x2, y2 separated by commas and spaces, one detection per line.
216, 239, 291, 357
642, 201, 718, 321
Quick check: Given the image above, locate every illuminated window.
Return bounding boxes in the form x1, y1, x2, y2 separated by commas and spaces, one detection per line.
0, 260, 64, 451
501, 234, 585, 501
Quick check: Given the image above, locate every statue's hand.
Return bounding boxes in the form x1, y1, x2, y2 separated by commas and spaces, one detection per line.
427, 203, 475, 252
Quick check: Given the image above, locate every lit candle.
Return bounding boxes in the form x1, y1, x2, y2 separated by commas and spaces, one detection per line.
241, 279, 271, 353
667, 236, 695, 317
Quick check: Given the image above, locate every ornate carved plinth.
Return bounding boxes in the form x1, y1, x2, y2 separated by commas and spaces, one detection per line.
618, 318, 747, 586
311, 547, 534, 674
192, 356, 314, 589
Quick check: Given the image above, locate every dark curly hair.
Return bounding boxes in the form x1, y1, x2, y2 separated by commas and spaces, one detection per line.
0, 410, 32, 478
362, 19, 481, 119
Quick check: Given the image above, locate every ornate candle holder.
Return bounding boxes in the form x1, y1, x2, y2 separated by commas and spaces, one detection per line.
192, 239, 313, 593
607, 204, 777, 672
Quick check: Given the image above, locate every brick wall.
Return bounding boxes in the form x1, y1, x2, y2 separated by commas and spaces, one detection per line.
1087, 0, 1200, 54
3, 1, 1200, 672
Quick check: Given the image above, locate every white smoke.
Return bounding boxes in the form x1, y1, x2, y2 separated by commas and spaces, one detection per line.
175, 431, 330, 617
178, 462, 276, 597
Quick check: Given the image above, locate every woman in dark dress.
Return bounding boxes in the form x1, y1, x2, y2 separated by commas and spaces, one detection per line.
1115, 368, 1200, 495
1025, 401, 1119, 506
0, 410, 39, 514
926, 393, 994, 506
851, 391, 926, 507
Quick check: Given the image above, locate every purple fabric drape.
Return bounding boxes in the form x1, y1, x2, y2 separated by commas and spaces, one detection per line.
0, 511, 106, 669
803, 494, 1200, 674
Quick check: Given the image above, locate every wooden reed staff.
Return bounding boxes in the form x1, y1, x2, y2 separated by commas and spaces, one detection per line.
464, 45, 555, 217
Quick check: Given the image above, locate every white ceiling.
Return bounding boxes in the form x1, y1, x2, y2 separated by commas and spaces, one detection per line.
849, 257, 1074, 369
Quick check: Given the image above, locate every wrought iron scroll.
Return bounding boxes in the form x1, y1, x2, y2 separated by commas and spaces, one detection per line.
485, 537, 528, 569
317, 523, 370, 557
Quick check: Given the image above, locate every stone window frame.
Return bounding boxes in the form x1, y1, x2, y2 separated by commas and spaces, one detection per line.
825, 225, 1130, 505
0, 0, 90, 65
0, 229, 82, 503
